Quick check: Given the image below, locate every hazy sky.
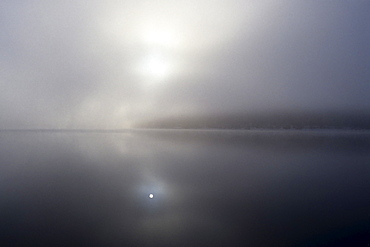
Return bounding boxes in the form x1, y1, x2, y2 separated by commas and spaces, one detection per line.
1, 0, 369, 129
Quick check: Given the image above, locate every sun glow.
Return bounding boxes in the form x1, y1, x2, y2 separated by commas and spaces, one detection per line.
143, 29, 179, 48
142, 53, 170, 78
99, 1, 257, 85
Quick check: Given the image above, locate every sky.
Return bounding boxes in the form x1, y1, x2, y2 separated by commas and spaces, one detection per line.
1, 0, 369, 129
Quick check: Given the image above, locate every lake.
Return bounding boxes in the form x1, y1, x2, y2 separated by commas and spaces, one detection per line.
0, 130, 369, 246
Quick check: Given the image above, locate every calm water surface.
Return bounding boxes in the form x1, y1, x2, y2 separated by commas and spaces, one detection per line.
0, 130, 369, 246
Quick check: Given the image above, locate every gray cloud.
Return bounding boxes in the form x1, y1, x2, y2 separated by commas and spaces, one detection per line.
1, 0, 369, 129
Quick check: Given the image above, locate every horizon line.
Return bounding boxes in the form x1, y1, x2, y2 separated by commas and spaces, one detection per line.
0, 128, 369, 132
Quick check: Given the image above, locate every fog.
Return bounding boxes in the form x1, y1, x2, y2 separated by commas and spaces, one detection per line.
1, 0, 369, 129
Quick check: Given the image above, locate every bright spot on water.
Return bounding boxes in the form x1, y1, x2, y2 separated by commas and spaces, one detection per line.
149, 193, 154, 199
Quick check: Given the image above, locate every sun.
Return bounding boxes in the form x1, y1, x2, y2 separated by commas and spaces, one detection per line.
149, 193, 154, 199
143, 54, 170, 78
132, 26, 180, 82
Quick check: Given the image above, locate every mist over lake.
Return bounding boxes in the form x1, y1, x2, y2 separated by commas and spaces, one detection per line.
1, 1, 369, 246
1, 1, 369, 129
0, 130, 369, 246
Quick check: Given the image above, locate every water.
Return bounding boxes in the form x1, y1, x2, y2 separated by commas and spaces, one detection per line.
0, 130, 369, 246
